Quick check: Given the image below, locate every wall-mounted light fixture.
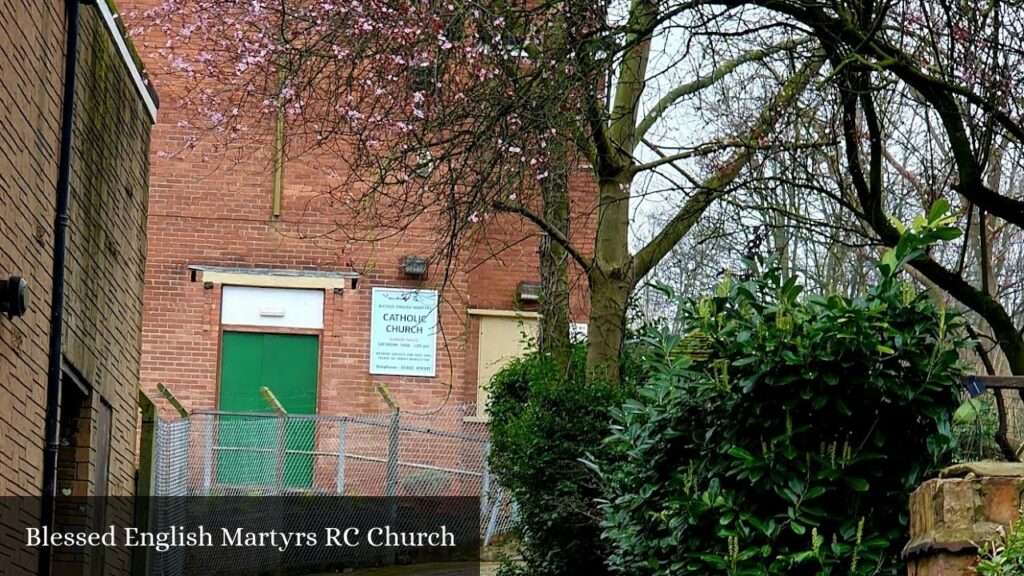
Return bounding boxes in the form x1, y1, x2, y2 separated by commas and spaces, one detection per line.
413, 150, 434, 178
401, 256, 429, 278
1, 276, 27, 319
517, 281, 542, 303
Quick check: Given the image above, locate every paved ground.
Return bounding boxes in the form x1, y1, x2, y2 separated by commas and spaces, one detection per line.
309, 562, 499, 576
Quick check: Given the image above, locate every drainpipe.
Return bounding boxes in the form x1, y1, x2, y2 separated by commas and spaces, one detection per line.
40, 1, 87, 575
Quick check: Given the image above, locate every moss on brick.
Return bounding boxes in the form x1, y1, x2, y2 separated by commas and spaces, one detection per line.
99, 0, 159, 109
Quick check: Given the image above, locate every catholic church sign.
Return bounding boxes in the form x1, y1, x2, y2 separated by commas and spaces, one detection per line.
369, 288, 439, 377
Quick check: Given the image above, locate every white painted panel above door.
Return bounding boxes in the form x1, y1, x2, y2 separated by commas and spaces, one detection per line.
221, 286, 324, 329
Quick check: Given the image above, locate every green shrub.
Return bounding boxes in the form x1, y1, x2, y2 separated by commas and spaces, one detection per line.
597, 213, 969, 575
977, 509, 1024, 575
488, 343, 636, 576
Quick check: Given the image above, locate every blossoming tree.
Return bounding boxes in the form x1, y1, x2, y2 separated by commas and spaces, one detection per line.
129, 0, 823, 381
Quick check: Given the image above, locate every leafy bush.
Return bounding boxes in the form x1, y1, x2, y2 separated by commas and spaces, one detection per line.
597, 212, 969, 575
977, 509, 1024, 576
488, 343, 637, 576
952, 397, 1004, 462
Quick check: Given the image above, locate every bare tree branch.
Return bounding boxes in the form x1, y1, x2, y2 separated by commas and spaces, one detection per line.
492, 201, 592, 270
633, 36, 812, 145
632, 56, 824, 282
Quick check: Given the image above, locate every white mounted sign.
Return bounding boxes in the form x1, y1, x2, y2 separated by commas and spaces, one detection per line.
221, 286, 324, 329
369, 288, 439, 377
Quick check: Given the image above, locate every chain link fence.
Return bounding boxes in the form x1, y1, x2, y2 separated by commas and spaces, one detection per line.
147, 404, 516, 573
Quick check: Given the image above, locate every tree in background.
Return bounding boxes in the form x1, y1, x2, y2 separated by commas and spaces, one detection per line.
624, 0, 1024, 397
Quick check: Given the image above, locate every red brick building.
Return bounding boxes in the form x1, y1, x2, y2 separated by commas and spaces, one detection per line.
1, 0, 155, 497
122, 3, 594, 427
1, 0, 156, 573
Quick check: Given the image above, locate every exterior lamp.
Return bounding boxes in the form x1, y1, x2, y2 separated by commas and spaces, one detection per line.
517, 281, 542, 303
413, 150, 434, 178
401, 256, 429, 278
1, 276, 27, 319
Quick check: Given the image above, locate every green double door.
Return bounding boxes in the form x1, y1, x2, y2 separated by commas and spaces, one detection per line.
217, 331, 319, 489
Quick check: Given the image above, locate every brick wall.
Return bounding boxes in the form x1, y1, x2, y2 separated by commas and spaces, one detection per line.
121, 1, 596, 422
0, 0, 153, 499
1, 2, 153, 574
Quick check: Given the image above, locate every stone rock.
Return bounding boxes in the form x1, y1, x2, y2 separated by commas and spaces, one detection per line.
941, 462, 1024, 479
905, 462, 1024, 575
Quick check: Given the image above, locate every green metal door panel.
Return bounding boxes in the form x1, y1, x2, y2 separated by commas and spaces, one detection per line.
219, 332, 267, 412
217, 332, 271, 488
261, 333, 318, 413
217, 331, 319, 489
261, 333, 318, 488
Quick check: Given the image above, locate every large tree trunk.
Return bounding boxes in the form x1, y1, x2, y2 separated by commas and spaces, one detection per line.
534, 18, 575, 372
538, 156, 572, 370
586, 264, 631, 383
586, 178, 633, 383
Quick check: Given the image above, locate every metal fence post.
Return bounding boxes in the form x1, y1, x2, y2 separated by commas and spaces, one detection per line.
275, 415, 288, 495
175, 419, 190, 497
384, 410, 401, 566
203, 415, 213, 496
336, 419, 347, 494
385, 410, 400, 498
261, 387, 290, 496
153, 419, 163, 498
481, 441, 492, 514
484, 486, 503, 547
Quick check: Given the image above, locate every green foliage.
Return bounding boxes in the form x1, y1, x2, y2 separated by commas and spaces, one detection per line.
597, 214, 968, 576
881, 197, 962, 279
488, 344, 637, 576
977, 511, 1024, 576
951, 397, 1004, 462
